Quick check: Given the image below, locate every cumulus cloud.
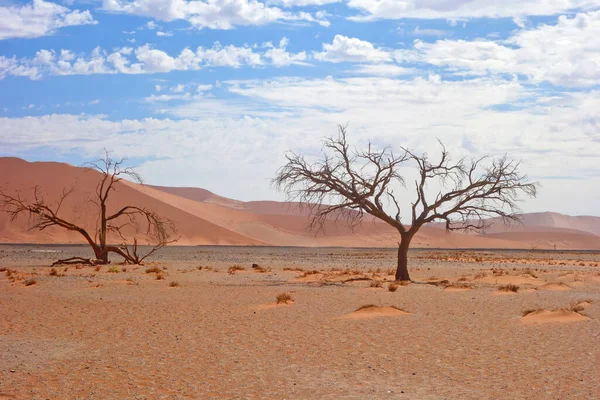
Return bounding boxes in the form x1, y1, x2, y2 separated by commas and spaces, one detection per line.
0, 39, 304, 80
0, 0, 96, 40
102, 0, 330, 30
346, 0, 597, 21
395, 11, 600, 87
314, 35, 391, 63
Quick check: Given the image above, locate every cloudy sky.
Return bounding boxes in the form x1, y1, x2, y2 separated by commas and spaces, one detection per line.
0, 0, 599, 217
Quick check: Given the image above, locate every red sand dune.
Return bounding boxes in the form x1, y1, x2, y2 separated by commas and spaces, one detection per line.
1, 157, 599, 249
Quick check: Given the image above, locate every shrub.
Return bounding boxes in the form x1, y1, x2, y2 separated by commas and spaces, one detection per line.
522, 308, 540, 317
108, 267, 120, 273
156, 272, 165, 280
370, 281, 383, 288
276, 293, 293, 304
24, 278, 37, 286
49, 268, 58, 276
146, 266, 162, 274
498, 284, 520, 292
94, 266, 101, 272
228, 265, 245, 274
388, 282, 398, 292
169, 281, 181, 287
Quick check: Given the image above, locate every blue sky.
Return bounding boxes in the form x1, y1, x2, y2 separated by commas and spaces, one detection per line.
0, 0, 599, 217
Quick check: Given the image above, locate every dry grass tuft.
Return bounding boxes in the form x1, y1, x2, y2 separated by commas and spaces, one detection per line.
156, 272, 165, 280
276, 292, 293, 304
388, 282, 398, 292
168, 281, 181, 287
498, 284, 520, 292
145, 266, 162, 274
522, 308, 541, 317
24, 278, 37, 286
283, 267, 304, 272
299, 270, 320, 278
228, 265, 245, 274
94, 266, 101, 272
522, 268, 538, 278
108, 266, 120, 273
370, 281, 383, 288
474, 272, 487, 279
49, 268, 58, 276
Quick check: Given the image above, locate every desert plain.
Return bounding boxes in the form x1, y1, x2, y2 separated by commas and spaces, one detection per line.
1, 245, 599, 400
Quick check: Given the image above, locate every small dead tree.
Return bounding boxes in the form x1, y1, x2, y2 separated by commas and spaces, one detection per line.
0, 153, 177, 265
273, 125, 538, 281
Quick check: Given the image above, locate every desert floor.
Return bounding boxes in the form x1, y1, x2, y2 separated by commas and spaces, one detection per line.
1, 245, 599, 399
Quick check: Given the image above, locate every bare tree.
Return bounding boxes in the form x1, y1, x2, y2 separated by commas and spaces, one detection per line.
0, 153, 177, 265
273, 125, 538, 281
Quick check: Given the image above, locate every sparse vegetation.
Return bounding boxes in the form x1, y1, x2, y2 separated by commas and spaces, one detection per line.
49, 268, 58, 276
108, 266, 120, 273
283, 267, 304, 272
145, 266, 162, 274
169, 281, 180, 287
24, 278, 37, 286
498, 284, 520, 292
156, 272, 165, 280
370, 281, 383, 288
228, 265, 245, 274
388, 282, 398, 292
276, 293, 293, 304
522, 308, 541, 317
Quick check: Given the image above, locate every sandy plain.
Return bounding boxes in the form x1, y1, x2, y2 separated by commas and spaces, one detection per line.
1, 245, 599, 399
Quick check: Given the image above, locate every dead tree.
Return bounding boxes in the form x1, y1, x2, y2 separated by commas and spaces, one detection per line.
0, 153, 177, 265
273, 125, 538, 281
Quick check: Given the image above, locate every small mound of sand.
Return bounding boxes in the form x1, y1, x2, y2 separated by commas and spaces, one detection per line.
254, 302, 294, 310
521, 309, 589, 323
339, 305, 410, 320
493, 290, 516, 296
477, 275, 543, 286
537, 282, 571, 291
444, 285, 472, 292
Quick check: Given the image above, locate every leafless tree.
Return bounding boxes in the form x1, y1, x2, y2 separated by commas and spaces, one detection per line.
0, 152, 177, 265
273, 125, 539, 281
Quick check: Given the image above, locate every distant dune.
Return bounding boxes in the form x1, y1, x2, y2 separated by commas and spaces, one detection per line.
1, 158, 599, 250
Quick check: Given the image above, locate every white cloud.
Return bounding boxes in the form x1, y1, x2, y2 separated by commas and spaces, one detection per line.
346, 0, 597, 21
352, 64, 417, 77
395, 11, 600, 87
413, 26, 450, 37
0, 39, 305, 79
102, 0, 329, 30
0, 0, 96, 40
156, 31, 174, 36
263, 36, 308, 66
2, 76, 599, 213
314, 35, 391, 63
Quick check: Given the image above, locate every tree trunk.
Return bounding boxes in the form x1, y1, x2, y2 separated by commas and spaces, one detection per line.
395, 234, 412, 281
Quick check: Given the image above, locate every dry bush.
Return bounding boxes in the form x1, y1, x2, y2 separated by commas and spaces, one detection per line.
169, 281, 180, 287
145, 266, 162, 273
355, 304, 378, 311
283, 267, 304, 272
498, 284, 520, 292
122, 267, 127, 272
474, 272, 487, 279
253, 266, 271, 273
49, 268, 58, 276
24, 278, 37, 286
108, 266, 120, 273
386, 269, 395, 275
370, 281, 383, 288
75, 264, 84, 270
156, 272, 165, 280
388, 282, 398, 292
522, 268, 538, 278
0, 267, 6, 272
522, 308, 541, 316
94, 266, 101, 272
299, 270, 320, 278
276, 292, 293, 304
228, 265, 245, 274
457, 276, 469, 282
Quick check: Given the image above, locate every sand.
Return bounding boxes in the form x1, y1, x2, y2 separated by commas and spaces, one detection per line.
1, 246, 599, 399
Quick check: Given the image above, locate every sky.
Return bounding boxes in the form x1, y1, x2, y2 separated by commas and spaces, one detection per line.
0, 0, 599, 217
